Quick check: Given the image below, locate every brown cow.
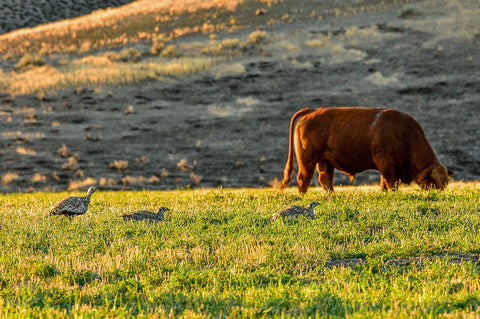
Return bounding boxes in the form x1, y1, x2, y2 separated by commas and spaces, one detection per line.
280, 107, 454, 193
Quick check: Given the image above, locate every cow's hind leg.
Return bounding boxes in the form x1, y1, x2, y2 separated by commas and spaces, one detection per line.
297, 160, 316, 194
317, 162, 334, 192
375, 157, 401, 191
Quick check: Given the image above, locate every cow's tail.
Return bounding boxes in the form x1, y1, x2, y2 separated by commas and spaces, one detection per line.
280, 107, 315, 189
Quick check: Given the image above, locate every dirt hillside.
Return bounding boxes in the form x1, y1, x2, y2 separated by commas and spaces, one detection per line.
0, 0, 478, 192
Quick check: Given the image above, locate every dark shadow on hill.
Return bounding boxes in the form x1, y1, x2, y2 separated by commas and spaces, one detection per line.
0, 0, 137, 34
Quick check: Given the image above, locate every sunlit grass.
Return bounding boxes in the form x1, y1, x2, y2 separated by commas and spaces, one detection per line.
4, 56, 222, 95
0, 0, 414, 58
0, 23, 273, 95
0, 0, 265, 57
0, 27, 270, 95
0, 182, 479, 317
0, 0, 421, 95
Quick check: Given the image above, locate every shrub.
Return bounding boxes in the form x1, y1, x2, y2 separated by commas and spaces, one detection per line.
119, 48, 142, 62
247, 30, 267, 44
16, 54, 46, 69
161, 44, 177, 57
399, 7, 418, 19
109, 160, 129, 171
219, 38, 239, 50
150, 35, 165, 55
103, 51, 120, 62
100, 49, 142, 63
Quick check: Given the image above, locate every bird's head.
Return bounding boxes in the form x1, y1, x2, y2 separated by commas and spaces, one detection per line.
309, 201, 321, 209
157, 207, 170, 214
86, 186, 98, 196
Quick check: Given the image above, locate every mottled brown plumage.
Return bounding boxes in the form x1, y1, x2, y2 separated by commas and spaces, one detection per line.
48, 186, 97, 216
271, 201, 320, 221
122, 207, 169, 223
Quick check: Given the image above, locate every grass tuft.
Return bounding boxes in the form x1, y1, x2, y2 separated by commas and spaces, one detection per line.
16, 53, 46, 69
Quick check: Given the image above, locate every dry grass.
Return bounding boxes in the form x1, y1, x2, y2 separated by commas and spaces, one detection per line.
160, 168, 169, 178
0, 0, 419, 97
247, 30, 267, 44
306, 36, 331, 49
57, 144, 69, 158
109, 160, 129, 171
30, 173, 47, 183
365, 71, 402, 86
149, 175, 160, 184
135, 157, 150, 165
2, 172, 19, 186
160, 44, 177, 57
0, 0, 276, 57
124, 105, 135, 115
16, 146, 36, 155
305, 35, 366, 64
3, 56, 221, 95
16, 53, 46, 69
150, 35, 166, 55
67, 177, 97, 191
0, 0, 418, 60
190, 172, 203, 185
0, 0, 278, 95
121, 175, 160, 185
62, 156, 79, 171
99, 177, 119, 186
211, 61, 246, 78
217, 38, 240, 52
177, 159, 195, 173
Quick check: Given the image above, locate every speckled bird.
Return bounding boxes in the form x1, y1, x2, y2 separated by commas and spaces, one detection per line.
271, 201, 320, 221
48, 186, 97, 216
121, 207, 169, 223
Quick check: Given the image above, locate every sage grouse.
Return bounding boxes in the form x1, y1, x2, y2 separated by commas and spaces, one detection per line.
121, 207, 169, 223
271, 201, 320, 221
48, 186, 97, 216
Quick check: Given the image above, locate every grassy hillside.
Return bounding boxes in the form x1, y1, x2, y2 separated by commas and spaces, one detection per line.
0, 182, 479, 317
0, 0, 409, 57
0, 0, 417, 95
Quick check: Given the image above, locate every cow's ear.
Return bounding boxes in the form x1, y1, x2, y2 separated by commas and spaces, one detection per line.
447, 169, 455, 177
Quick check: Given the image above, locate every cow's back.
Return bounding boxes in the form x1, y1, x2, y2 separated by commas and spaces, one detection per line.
296, 107, 384, 174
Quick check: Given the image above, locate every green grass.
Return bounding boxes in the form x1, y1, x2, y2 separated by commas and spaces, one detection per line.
0, 183, 479, 317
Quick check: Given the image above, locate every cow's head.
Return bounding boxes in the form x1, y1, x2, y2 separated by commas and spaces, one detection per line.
416, 163, 455, 190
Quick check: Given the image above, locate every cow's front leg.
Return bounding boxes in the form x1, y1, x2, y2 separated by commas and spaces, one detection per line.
380, 175, 388, 191
380, 171, 400, 191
